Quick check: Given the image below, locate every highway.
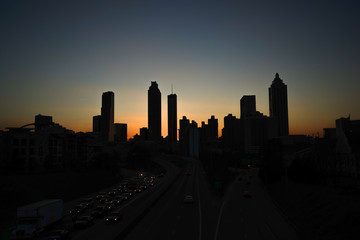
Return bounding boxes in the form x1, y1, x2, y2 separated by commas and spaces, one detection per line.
35, 157, 179, 240
215, 167, 299, 240
124, 158, 299, 240
123, 157, 217, 240
39, 156, 299, 240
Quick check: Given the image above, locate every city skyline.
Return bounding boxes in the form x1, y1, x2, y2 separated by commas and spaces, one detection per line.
0, 73, 356, 139
1, 1, 359, 138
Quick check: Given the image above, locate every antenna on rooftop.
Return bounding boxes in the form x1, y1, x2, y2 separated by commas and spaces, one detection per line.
171, 84, 173, 94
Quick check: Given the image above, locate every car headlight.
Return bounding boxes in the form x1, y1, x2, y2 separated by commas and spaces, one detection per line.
106, 218, 108, 221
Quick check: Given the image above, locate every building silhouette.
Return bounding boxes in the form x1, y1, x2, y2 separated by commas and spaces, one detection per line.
269, 73, 289, 136
180, 116, 199, 156
140, 127, 149, 141
93, 115, 101, 133
34, 114, 54, 131
222, 114, 242, 150
180, 116, 190, 155
242, 111, 277, 154
208, 115, 218, 141
114, 123, 127, 142
101, 91, 114, 142
168, 93, 177, 142
240, 95, 256, 119
189, 122, 199, 157
148, 82, 161, 141
200, 115, 218, 145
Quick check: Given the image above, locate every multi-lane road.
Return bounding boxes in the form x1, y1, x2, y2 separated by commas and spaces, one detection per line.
35, 156, 299, 240
125, 157, 299, 240
215, 167, 299, 240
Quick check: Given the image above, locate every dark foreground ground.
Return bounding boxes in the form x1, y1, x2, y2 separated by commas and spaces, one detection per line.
266, 177, 360, 240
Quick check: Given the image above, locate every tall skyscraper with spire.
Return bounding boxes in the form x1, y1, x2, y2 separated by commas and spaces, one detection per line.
148, 81, 161, 141
168, 93, 177, 142
101, 91, 114, 142
269, 73, 289, 136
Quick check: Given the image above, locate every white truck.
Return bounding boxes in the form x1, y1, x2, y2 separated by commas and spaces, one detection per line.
11, 199, 63, 239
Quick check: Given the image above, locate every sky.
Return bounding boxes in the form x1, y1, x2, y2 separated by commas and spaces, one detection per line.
1, 0, 359, 138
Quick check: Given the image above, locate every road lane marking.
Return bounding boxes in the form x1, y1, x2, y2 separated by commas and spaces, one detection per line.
214, 199, 226, 240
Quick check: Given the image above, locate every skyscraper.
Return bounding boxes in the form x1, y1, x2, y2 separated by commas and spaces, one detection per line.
179, 116, 190, 155
101, 91, 114, 142
240, 95, 256, 119
148, 81, 161, 141
269, 73, 289, 136
93, 115, 101, 133
208, 115, 218, 141
114, 123, 127, 142
168, 93, 177, 142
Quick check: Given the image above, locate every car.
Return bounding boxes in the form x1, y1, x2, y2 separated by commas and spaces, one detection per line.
184, 195, 194, 203
44, 229, 69, 240
79, 202, 89, 209
248, 175, 253, 178
113, 197, 123, 205
69, 206, 83, 215
238, 176, 243, 181
122, 193, 132, 200
243, 190, 252, 198
80, 198, 94, 208
99, 197, 112, 203
96, 192, 107, 199
157, 173, 165, 178
105, 213, 123, 224
185, 170, 191, 176
105, 202, 115, 210
74, 216, 94, 228
91, 206, 107, 218
108, 191, 117, 196
246, 180, 251, 184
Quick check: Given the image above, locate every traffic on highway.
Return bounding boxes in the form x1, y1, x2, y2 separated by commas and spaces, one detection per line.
10, 172, 163, 240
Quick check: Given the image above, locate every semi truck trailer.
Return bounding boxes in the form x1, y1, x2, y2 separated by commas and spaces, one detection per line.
11, 199, 63, 239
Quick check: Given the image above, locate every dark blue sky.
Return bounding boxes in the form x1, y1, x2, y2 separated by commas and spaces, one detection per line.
1, 0, 359, 136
